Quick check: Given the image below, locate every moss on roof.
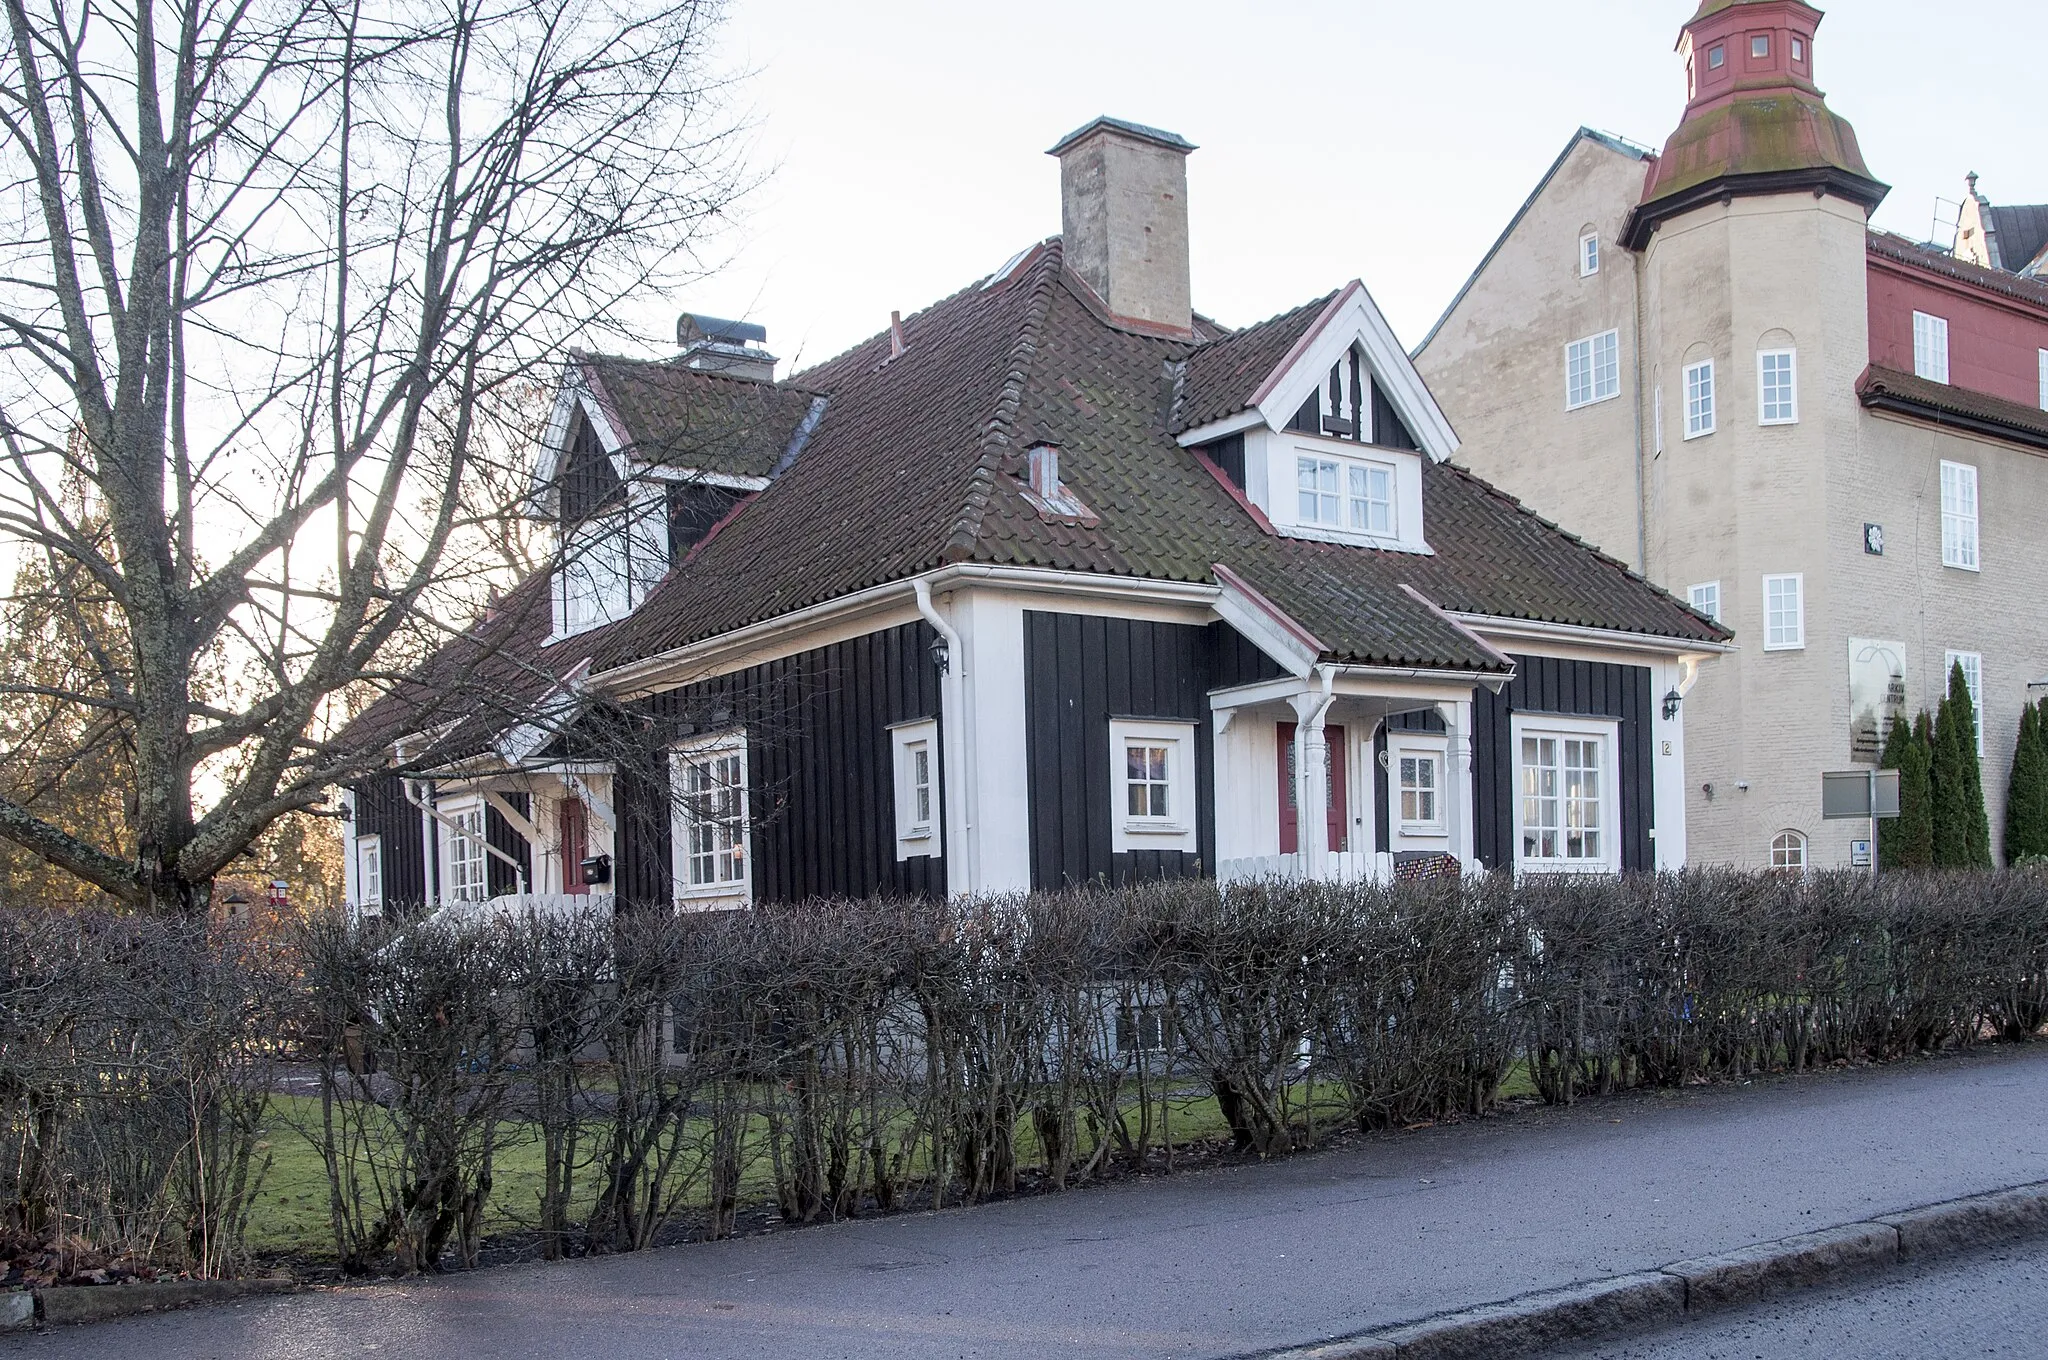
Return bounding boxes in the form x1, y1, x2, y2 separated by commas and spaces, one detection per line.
1641, 91, 1877, 205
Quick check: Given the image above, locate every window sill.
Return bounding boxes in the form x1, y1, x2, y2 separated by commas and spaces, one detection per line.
1565, 391, 1621, 413
1400, 825, 1449, 838
1518, 859, 1618, 875
1941, 562, 1982, 574
1122, 821, 1191, 838
1762, 642, 1805, 652
1683, 427, 1716, 441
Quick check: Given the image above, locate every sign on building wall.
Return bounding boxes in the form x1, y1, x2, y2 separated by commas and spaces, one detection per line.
1848, 638, 1909, 763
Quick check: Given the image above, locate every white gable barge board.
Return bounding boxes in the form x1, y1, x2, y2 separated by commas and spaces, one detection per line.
528, 359, 635, 515
1246, 281, 1462, 462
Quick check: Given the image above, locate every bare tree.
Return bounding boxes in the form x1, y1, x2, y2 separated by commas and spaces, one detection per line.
0, 0, 750, 911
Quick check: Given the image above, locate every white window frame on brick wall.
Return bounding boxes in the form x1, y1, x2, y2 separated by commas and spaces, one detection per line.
1565, 330, 1621, 410
672, 732, 751, 907
1758, 349, 1798, 424
1512, 714, 1620, 874
1580, 233, 1600, 277
890, 718, 941, 861
1913, 311, 1950, 384
1684, 359, 1716, 438
1771, 830, 1808, 874
1109, 718, 1198, 854
354, 834, 383, 915
1763, 574, 1804, 651
1940, 460, 1980, 571
1688, 580, 1722, 623
2038, 348, 2046, 411
1944, 650, 1985, 756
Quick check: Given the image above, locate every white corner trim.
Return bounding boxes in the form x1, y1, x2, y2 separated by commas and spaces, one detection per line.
1248, 282, 1462, 463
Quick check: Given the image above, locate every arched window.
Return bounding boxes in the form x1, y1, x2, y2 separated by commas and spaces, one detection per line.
1771, 830, 1808, 873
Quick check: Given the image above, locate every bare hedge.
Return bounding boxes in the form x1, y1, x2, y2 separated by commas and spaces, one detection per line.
4, 868, 2045, 1277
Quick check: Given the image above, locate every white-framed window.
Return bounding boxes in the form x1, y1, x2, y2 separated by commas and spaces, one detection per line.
1653, 385, 1665, 455
1913, 311, 1950, 384
1945, 650, 1985, 756
1770, 830, 1807, 873
1758, 349, 1797, 424
1396, 746, 1445, 835
1763, 574, 1804, 651
441, 799, 488, 903
1116, 1003, 1170, 1056
1565, 330, 1621, 410
1791, 35, 1804, 62
1580, 233, 1600, 277
551, 498, 667, 639
354, 834, 383, 914
1109, 719, 1197, 854
1295, 453, 1397, 538
1750, 34, 1769, 58
672, 733, 749, 905
1513, 716, 1619, 872
890, 718, 941, 861
1688, 581, 1722, 623
1940, 460, 1979, 571
2038, 349, 2047, 411
1684, 359, 1716, 438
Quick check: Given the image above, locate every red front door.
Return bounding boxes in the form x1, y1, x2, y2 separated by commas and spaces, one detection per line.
559, 798, 589, 895
1277, 723, 1347, 855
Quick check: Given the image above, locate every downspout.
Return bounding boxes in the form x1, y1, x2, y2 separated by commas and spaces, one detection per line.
1630, 246, 1649, 574
912, 579, 974, 896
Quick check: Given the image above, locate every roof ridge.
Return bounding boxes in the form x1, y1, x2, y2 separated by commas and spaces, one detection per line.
942, 247, 1064, 561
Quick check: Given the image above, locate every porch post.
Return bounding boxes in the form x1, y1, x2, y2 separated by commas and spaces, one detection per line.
1290, 666, 1337, 876
1438, 696, 1477, 869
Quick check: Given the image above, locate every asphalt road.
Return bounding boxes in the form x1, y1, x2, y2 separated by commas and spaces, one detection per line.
15, 1046, 2048, 1360
1550, 1237, 2048, 1358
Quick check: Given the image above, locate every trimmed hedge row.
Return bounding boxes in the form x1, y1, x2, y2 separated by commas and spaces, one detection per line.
4, 868, 2046, 1277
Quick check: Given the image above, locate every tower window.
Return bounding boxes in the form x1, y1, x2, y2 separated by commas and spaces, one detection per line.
1709, 45, 1725, 69
1792, 37, 1805, 62
1750, 35, 1769, 59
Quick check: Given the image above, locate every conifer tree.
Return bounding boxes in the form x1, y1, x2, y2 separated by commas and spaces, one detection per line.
1882, 711, 1935, 870
1931, 661, 1994, 869
2008, 703, 2048, 865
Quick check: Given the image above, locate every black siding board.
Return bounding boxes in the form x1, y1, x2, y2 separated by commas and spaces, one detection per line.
1207, 621, 1288, 690
1373, 725, 1391, 853
347, 773, 427, 909
1469, 654, 1657, 873
1207, 434, 1247, 490
484, 793, 532, 897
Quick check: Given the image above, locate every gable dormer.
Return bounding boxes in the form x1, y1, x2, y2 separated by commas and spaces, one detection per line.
1178, 281, 1459, 555
541, 399, 668, 642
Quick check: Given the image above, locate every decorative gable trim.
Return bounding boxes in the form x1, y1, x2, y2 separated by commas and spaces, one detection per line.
529, 360, 634, 514
1246, 282, 1462, 462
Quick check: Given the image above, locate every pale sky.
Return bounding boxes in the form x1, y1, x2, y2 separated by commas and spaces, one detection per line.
650, 0, 2040, 373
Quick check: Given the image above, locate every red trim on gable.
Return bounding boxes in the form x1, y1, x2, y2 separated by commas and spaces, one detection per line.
1247, 280, 1364, 411
1191, 447, 1276, 534
1212, 561, 1327, 658
1397, 584, 1518, 670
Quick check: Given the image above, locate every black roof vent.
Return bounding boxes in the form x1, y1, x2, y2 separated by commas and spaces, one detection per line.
677, 313, 768, 347
675, 312, 775, 382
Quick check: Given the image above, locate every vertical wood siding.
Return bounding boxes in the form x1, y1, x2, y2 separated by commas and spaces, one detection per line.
346, 772, 426, 910
1023, 612, 1229, 888
1472, 653, 1655, 872
617, 621, 946, 908
485, 793, 532, 897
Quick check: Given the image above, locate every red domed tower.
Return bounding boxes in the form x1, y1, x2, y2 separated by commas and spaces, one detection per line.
1622, 0, 1886, 248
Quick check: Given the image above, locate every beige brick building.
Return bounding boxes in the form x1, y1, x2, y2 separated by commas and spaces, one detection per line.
1416, 0, 2048, 869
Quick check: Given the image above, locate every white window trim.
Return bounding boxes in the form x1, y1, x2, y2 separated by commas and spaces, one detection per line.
1762, 573, 1805, 651
354, 834, 383, 915
1565, 329, 1621, 411
1109, 718, 1198, 854
1944, 650, 1985, 757
1913, 312, 1950, 385
1688, 580, 1722, 624
1757, 348, 1798, 425
1653, 384, 1664, 455
1580, 233, 1600, 277
1940, 460, 1980, 572
1390, 736, 1449, 838
889, 718, 942, 861
1683, 359, 1716, 439
2038, 348, 2047, 412
671, 731, 752, 908
438, 796, 490, 904
1291, 448, 1400, 544
1511, 714, 1621, 875
1770, 830, 1808, 874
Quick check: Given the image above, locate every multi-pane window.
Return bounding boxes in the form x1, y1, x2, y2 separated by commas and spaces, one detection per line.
1519, 733, 1605, 866
1764, 574, 1804, 650
1125, 742, 1172, 820
1296, 455, 1394, 536
355, 835, 383, 911
1399, 751, 1442, 831
1580, 233, 1600, 277
1758, 349, 1797, 424
444, 805, 487, 902
1566, 330, 1620, 409
891, 719, 941, 859
675, 740, 747, 895
1940, 461, 1979, 570
1688, 581, 1722, 623
1913, 311, 1950, 383
1771, 831, 1807, 874
2039, 349, 2047, 411
1945, 650, 1984, 756
1684, 360, 1716, 437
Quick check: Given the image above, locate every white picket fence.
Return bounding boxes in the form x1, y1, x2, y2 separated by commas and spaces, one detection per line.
1217, 851, 1395, 886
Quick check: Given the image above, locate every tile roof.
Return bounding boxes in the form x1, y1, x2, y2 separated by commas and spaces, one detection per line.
579, 353, 819, 480
1857, 364, 2048, 453
1171, 293, 1332, 433
1867, 231, 2048, 310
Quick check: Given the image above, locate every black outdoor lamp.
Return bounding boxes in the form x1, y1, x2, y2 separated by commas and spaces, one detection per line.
929, 633, 950, 674
1662, 688, 1683, 721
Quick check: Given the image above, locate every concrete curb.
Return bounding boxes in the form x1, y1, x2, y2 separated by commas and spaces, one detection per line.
1255, 1180, 2048, 1360
0, 1276, 298, 1331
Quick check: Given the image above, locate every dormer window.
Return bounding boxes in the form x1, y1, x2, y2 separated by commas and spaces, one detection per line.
1294, 451, 1397, 539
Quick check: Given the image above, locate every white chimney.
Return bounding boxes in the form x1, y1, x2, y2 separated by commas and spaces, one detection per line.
1047, 117, 1195, 336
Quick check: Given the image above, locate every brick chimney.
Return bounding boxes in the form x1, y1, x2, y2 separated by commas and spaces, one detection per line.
1048, 117, 1195, 337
